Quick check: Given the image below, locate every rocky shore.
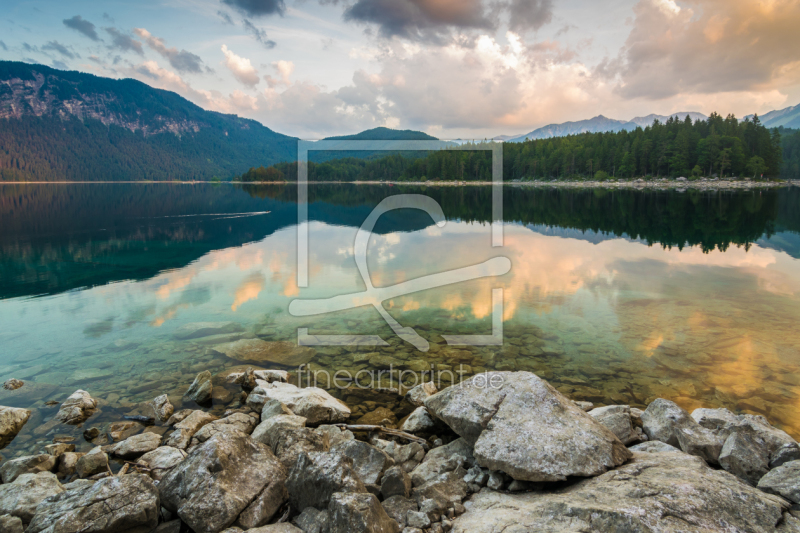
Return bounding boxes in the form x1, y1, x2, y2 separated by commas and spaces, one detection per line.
1, 370, 800, 532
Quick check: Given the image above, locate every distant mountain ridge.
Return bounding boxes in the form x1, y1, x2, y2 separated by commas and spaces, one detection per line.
507, 112, 708, 142
323, 127, 437, 141
745, 103, 800, 129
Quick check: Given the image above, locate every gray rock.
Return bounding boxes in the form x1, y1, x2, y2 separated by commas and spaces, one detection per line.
372, 439, 426, 473
0, 454, 57, 483
758, 460, 800, 503
76, 447, 109, 478
0, 514, 23, 533
262, 398, 295, 421
292, 506, 330, 533
136, 446, 187, 481
691, 407, 741, 431
729, 414, 798, 466
629, 441, 682, 453
254, 382, 350, 425
330, 439, 394, 485
574, 401, 594, 411
410, 438, 473, 487
109, 432, 162, 458
719, 426, 770, 485
772, 444, 800, 469
191, 412, 259, 446
43, 443, 75, 457
451, 452, 787, 532
154, 520, 182, 533
425, 372, 631, 482
405, 382, 437, 407
211, 339, 315, 367
253, 369, 290, 383
316, 425, 355, 447
185, 370, 213, 404
151, 394, 175, 423
406, 510, 430, 529
328, 492, 400, 533
642, 398, 723, 463
159, 431, 287, 533
401, 407, 436, 434
486, 471, 505, 490
57, 452, 84, 478
164, 410, 217, 449
27, 473, 159, 533
411, 471, 469, 510
589, 405, 637, 445
381, 495, 418, 528
271, 427, 329, 471
382, 465, 412, 499
173, 321, 245, 340
286, 451, 367, 512
0, 406, 31, 449
252, 414, 307, 447
55, 390, 97, 425
0, 471, 64, 523
247, 524, 305, 532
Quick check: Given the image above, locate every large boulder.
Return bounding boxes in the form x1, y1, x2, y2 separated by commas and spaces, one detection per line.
0, 454, 57, 483
164, 410, 217, 449
0, 406, 31, 449
55, 390, 97, 425
330, 439, 394, 485
718, 425, 770, 485
76, 447, 109, 479
253, 382, 350, 425
588, 405, 638, 445
190, 412, 259, 446
26, 473, 159, 533
252, 414, 307, 448
292, 507, 330, 533
642, 398, 723, 463
109, 432, 162, 458
0, 472, 64, 523
286, 451, 367, 512
271, 427, 328, 471
758, 460, 800, 503
159, 431, 287, 533
451, 452, 787, 532
137, 446, 187, 481
173, 322, 244, 340
184, 370, 213, 404
424, 372, 631, 481
328, 492, 400, 533
211, 339, 315, 366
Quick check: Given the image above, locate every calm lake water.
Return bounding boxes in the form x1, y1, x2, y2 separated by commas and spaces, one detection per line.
1, 183, 800, 458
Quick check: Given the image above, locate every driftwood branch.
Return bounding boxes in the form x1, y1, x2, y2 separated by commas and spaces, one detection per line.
334, 424, 429, 449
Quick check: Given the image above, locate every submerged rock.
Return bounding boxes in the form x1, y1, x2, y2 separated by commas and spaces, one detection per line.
173, 321, 245, 340
159, 431, 287, 533
451, 452, 787, 532
0, 471, 64, 523
3, 379, 24, 391
425, 372, 631, 481
26, 473, 159, 533
255, 382, 350, 425
0, 406, 31, 449
55, 390, 97, 425
211, 339, 315, 366
184, 370, 213, 404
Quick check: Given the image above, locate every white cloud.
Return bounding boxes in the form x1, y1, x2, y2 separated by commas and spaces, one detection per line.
221, 44, 260, 87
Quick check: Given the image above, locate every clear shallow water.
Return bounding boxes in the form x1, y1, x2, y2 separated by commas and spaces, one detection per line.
1, 183, 800, 458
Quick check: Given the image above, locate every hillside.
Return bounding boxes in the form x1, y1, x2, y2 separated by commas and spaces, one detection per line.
0, 61, 297, 181
745, 103, 800, 129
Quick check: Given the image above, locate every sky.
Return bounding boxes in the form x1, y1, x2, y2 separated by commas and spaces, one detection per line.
2, 0, 800, 139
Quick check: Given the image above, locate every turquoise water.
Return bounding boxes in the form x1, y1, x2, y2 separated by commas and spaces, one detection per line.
1, 183, 800, 459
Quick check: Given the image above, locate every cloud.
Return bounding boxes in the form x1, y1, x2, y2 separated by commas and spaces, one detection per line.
0, 41, 7, 52
603, 0, 800, 100
52, 60, 69, 70
221, 0, 286, 17
265, 60, 294, 87
133, 28, 206, 73
506, 0, 553, 33
105, 28, 144, 55
42, 40, 77, 59
63, 15, 100, 41
217, 10, 235, 24
103, 13, 115, 23
242, 19, 277, 48
221, 44, 260, 87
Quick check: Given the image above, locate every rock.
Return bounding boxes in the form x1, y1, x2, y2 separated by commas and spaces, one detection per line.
293, 507, 330, 533
271, 427, 328, 471
382, 466, 412, 499
68, 368, 114, 383
718, 425, 771, 485
642, 398, 723, 463
26, 473, 159, 533
0, 471, 64, 523
0, 454, 57, 483
159, 432, 287, 533
629, 441, 682, 453
247, 525, 304, 533
758, 460, 800, 503
191, 412, 259, 446
164, 410, 217, 449
331, 439, 394, 485
108, 421, 145, 441
691, 407, 741, 431
0, 406, 31, 449
772, 444, 800, 469
185, 370, 213, 404
83, 427, 101, 440
166, 409, 195, 426
286, 451, 367, 511
0, 514, 23, 533
451, 452, 787, 532
57, 452, 84, 477
411, 471, 469, 513
406, 510, 430, 529
382, 495, 418, 528
76, 447, 109, 478
588, 405, 637, 445
425, 372, 631, 482
463, 465, 489, 490
316, 425, 355, 447
44, 443, 75, 457
574, 401, 594, 411
151, 395, 174, 423
262, 398, 295, 421
486, 471, 505, 490
137, 446, 187, 481
401, 407, 436, 433
173, 321, 245, 340
3, 379, 24, 391
109, 432, 162, 458
154, 520, 182, 533
328, 492, 400, 533
406, 382, 437, 407
252, 414, 307, 447
212, 339, 315, 366
372, 440, 426, 473
410, 438, 473, 487
357, 407, 398, 428
254, 369, 289, 383
729, 414, 798, 466
256, 382, 350, 425
55, 390, 98, 425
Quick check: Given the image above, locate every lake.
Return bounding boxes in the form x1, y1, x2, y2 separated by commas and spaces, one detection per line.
1, 182, 800, 459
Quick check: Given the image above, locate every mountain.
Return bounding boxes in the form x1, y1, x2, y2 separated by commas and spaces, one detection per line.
507, 112, 708, 142
323, 127, 437, 141
745, 103, 800, 129
0, 61, 296, 181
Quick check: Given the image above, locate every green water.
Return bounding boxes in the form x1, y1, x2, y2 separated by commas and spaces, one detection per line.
1, 183, 800, 459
